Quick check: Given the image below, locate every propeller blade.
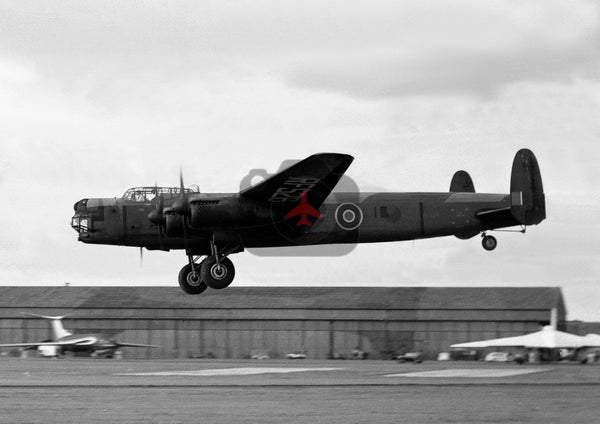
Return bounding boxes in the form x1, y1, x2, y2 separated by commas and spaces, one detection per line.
172, 168, 189, 215
157, 192, 164, 246
147, 183, 167, 249
155, 183, 165, 248
179, 168, 185, 195
180, 169, 189, 248
148, 185, 165, 224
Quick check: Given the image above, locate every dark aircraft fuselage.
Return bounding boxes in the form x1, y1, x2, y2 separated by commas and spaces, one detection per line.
73, 191, 516, 253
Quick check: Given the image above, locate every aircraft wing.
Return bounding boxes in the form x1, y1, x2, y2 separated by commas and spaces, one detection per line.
451, 335, 538, 349
451, 327, 587, 349
115, 342, 160, 348
239, 153, 354, 209
0, 341, 82, 348
476, 207, 511, 217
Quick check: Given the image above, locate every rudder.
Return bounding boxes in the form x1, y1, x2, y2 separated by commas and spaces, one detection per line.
510, 149, 545, 225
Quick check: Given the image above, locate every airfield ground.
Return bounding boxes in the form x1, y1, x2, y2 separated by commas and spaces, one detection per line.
1, 358, 599, 423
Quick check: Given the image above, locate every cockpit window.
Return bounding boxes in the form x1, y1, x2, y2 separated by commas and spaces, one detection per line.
71, 215, 90, 233
122, 186, 194, 202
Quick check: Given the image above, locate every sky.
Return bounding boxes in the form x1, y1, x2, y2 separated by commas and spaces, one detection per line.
0, 0, 599, 320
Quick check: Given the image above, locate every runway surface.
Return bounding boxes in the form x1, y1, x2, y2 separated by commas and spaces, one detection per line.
1, 358, 599, 423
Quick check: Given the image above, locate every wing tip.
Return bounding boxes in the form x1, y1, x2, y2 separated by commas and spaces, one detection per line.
309, 152, 354, 162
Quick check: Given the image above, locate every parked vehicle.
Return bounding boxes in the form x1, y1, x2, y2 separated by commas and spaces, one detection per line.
437, 352, 450, 361
250, 351, 270, 360
484, 352, 513, 362
397, 351, 424, 363
449, 348, 480, 361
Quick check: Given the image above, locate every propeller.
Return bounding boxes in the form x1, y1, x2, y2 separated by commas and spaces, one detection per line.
171, 169, 189, 215
147, 183, 165, 249
147, 186, 165, 225
159, 169, 191, 246
180, 168, 185, 193
178, 169, 190, 249
147, 170, 199, 245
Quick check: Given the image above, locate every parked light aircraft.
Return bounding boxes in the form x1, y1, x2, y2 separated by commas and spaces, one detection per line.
71, 149, 545, 295
0, 313, 158, 358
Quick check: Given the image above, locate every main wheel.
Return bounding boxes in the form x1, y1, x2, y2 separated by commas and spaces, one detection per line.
201, 256, 235, 290
482, 235, 498, 251
178, 263, 208, 295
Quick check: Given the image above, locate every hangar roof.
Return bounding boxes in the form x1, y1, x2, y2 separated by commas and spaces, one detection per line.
0, 286, 564, 312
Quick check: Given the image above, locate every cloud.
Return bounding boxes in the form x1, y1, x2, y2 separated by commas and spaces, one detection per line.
0, 1, 598, 321
2, 1, 599, 100
284, 1, 600, 98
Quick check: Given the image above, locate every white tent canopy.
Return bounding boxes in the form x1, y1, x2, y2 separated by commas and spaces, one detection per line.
582, 334, 600, 346
451, 326, 599, 349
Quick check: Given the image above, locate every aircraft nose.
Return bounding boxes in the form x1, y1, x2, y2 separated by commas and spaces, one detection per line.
70, 198, 98, 236
71, 198, 123, 244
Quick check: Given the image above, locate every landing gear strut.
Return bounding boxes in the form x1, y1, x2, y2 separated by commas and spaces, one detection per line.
177, 240, 237, 294
481, 233, 498, 251
201, 237, 236, 289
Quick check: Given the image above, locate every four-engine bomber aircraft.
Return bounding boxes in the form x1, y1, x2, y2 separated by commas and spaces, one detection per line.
0, 313, 159, 357
71, 149, 545, 295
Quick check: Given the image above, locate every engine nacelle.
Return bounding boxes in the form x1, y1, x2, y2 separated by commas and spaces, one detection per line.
165, 212, 185, 237
189, 198, 271, 229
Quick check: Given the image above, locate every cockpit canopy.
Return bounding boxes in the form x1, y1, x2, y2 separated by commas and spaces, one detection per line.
122, 186, 197, 203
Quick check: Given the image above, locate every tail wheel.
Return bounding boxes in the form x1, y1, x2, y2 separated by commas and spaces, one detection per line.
201, 256, 235, 290
178, 263, 207, 295
482, 235, 498, 251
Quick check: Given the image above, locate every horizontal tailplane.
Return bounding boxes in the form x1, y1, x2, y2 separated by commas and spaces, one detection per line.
21, 312, 73, 340
510, 149, 545, 225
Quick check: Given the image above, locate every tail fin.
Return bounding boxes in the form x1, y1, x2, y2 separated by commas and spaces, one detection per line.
21, 312, 73, 340
510, 149, 545, 225
450, 170, 475, 192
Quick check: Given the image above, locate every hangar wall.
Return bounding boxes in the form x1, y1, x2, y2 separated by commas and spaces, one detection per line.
0, 287, 566, 359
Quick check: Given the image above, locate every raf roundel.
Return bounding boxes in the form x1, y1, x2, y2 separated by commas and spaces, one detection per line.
335, 202, 363, 230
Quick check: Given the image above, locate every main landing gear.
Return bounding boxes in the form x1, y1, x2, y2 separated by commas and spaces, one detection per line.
178, 262, 207, 295
177, 240, 236, 295
481, 233, 497, 251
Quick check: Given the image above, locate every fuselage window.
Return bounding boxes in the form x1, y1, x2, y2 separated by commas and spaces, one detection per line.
380, 206, 389, 218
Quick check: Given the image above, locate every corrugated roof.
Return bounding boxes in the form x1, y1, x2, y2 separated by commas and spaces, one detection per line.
0, 286, 564, 311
